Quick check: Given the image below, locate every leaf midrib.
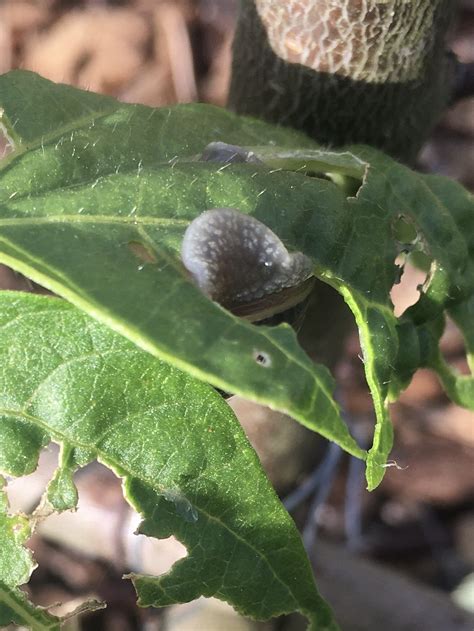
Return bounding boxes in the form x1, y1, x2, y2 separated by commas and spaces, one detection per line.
0, 215, 189, 227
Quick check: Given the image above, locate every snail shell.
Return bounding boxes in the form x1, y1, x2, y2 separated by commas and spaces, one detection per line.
181, 208, 314, 321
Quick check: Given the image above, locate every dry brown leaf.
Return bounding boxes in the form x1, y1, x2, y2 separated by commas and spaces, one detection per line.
23, 8, 150, 93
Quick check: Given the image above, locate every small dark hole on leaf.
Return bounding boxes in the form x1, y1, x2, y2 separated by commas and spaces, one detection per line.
128, 241, 157, 264
253, 351, 272, 367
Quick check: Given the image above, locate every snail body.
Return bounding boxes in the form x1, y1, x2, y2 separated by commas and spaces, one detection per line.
181, 208, 314, 321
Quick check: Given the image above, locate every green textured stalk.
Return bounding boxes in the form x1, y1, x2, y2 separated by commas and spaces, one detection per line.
229, 0, 455, 162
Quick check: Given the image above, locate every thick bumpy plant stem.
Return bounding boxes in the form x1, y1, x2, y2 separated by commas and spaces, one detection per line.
229, 0, 456, 163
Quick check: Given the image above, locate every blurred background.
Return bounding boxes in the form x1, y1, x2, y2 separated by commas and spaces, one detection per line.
0, 1, 473, 630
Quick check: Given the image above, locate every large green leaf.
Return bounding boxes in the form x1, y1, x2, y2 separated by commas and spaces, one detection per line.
0, 292, 337, 631
0, 70, 473, 491
0, 71, 365, 474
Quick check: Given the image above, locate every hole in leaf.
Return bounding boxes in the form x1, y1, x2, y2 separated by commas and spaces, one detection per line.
390, 257, 430, 318
390, 228, 434, 319
253, 350, 272, 367
5, 444, 59, 513
126, 512, 187, 577
7, 451, 188, 576
128, 241, 158, 264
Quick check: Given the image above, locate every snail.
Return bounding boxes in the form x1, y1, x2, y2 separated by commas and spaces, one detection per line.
181, 208, 314, 321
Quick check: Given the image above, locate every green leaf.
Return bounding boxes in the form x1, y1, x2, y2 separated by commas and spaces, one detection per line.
329, 148, 474, 483
0, 291, 338, 631
0, 70, 473, 490
0, 70, 365, 470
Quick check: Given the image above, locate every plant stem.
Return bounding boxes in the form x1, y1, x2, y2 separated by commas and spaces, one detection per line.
230, 0, 456, 163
